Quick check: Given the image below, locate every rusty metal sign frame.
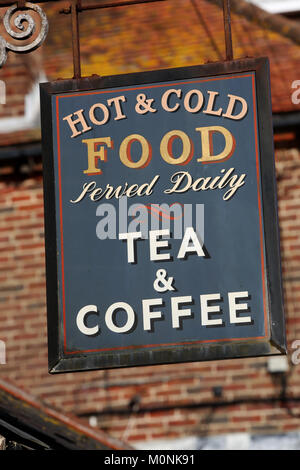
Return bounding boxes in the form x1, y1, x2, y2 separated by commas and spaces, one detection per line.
40, 57, 286, 374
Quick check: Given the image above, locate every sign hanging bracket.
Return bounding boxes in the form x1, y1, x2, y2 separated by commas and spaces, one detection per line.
0, 0, 234, 70
222, 0, 234, 61
64, 0, 233, 79
63, 0, 168, 79
65, 0, 234, 80
71, 0, 82, 79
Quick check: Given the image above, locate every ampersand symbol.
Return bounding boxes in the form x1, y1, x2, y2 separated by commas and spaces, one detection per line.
153, 269, 175, 293
135, 93, 157, 115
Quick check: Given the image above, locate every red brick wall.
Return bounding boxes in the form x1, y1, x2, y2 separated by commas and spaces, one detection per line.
0, 50, 42, 146
0, 0, 299, 448
0, 140, 300, 445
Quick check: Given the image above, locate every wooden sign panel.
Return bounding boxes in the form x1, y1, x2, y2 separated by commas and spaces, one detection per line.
40, 58, 286, 373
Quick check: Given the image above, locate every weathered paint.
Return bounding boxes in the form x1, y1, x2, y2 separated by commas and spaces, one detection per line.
40, 58, 286, 373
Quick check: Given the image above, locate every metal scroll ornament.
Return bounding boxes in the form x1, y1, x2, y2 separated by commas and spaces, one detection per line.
0, 2, 49, 67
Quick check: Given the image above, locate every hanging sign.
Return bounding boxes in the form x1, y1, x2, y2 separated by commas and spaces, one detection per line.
40, 58, 286, 373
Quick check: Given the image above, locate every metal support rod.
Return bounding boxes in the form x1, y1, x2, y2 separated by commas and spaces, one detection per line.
0, 0, 49, 5
79, 0, 166, 11
0, 0, 165, 4
60, 0, 166, 14
64, 0, 167, 79
222, 0, 233, 61
71, 0, 81, 79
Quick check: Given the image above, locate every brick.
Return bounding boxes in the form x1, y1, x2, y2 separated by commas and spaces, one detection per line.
217, 363, 244, 371
126, 434, 148, 441
18, 204, 44, 211
11, 196, 31, 202
223, 384, 247, 391
151, 432, 179, 440
169, 419, 197, 426
232, 415, 261, 423
147, 410, 176, 418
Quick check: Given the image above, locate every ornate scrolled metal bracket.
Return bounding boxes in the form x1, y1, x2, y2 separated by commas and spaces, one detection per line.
0, 2, 49, 68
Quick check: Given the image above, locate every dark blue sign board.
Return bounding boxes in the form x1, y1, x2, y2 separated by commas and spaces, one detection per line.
40, 58, 286, 373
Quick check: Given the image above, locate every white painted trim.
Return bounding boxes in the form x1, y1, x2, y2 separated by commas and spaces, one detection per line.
134, 430, 300, 450
247, 0, 300, 14
0, 72, 47, 134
